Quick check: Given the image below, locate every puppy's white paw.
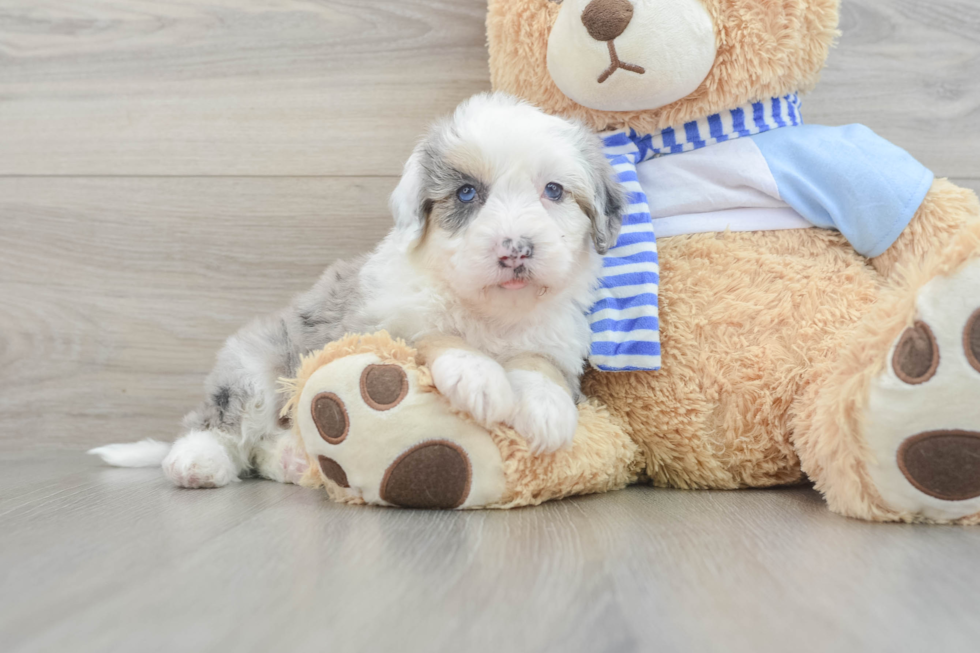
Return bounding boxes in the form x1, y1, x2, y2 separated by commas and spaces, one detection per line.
430, 349, 515, 427
162, 430, 239, 489
507, 370, 578, 454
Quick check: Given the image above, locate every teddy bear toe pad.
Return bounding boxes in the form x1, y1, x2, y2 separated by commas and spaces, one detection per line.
296, 353, 505, 509
312, 393, 349, 444
317, 455, 350, 488
865, 258, 980, 520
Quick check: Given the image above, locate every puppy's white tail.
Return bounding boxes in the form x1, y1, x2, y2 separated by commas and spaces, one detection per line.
88, 439, 172, 467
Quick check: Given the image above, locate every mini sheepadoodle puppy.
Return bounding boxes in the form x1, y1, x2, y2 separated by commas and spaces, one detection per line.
91, 93, 625, 488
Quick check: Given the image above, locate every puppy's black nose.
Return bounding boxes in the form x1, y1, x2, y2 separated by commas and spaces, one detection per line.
497, 237, 534, 268
581, 0, 634, 42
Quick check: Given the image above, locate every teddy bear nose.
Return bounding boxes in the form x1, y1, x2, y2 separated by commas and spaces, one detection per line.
581, 0, 634, 42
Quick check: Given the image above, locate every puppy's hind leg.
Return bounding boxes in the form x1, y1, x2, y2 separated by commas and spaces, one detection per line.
164, 314, 301, 488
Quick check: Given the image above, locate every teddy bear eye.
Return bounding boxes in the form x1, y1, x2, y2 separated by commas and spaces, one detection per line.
456, 185, 477, 203
544, 182, 564, 202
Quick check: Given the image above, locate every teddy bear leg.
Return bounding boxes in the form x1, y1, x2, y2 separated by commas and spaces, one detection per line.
285, 333, 642, 509
794, 219, 980, 523
289, 345, 509, 508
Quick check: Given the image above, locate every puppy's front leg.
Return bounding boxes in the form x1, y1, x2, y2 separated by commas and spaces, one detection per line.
503, 354, 579, 454
417, 335, 515, 428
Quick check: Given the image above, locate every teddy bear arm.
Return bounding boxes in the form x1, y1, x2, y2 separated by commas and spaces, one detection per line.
870, 178, 980, 280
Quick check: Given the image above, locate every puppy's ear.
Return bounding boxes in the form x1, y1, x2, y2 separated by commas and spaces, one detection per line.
389, 149, 431, 243
579, 138, 625, 255
591, 169, 625, 254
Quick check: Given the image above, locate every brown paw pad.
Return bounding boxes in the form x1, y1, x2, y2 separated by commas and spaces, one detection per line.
380, 441, 472, 509
318, 455, 349, 488
893, 321, 939, 384
360, 364, 409, 411
965, 309, 980, 373
898, 430, 980, 501
312, 392, 349, 444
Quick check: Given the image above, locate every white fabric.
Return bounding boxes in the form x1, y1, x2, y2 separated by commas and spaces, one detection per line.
636, 135, 814, 235
638, 137, 784, 217
651, 207, 813, 239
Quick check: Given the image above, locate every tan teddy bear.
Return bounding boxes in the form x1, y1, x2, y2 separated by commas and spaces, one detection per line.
287, 0, 980, 523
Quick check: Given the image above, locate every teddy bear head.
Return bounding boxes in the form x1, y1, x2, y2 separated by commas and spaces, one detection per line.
487, 0, 840, 133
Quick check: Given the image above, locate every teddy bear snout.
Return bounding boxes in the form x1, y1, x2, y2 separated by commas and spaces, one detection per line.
581, 0, 634, 42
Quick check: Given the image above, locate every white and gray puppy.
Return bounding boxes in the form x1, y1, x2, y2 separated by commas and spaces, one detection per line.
91, 93, 625, 488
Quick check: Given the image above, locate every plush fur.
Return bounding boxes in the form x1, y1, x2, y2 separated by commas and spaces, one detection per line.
483, 0, 980, 522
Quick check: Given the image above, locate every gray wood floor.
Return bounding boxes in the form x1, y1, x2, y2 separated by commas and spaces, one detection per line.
2, 1, 979, 651
4, 451, 980, 653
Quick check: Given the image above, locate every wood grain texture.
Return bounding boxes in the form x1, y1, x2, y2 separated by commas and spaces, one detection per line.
0, 178, 394, 451
804, 0, 980, 177
2, 454, 980, 653
0, 0, 491, 176
0, 0, 976, 176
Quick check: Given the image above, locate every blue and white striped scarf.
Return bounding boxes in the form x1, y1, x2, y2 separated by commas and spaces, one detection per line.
590, 94, 802, 371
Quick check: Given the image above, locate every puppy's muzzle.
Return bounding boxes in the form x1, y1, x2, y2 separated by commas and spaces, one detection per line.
496, 237, 535, 269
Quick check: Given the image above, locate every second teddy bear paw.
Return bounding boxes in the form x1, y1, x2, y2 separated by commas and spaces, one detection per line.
864, 257, 980, 521
294, 351, 507, 509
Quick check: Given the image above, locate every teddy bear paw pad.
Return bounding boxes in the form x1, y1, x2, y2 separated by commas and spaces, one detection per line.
864, 258, 980, 520
295, 352, 506, 508
380, 440, 472, 509
897, 431, 980, 502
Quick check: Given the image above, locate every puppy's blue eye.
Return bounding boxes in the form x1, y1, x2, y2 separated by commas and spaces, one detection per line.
544, 182, 564, 201
456, 185, 477, 203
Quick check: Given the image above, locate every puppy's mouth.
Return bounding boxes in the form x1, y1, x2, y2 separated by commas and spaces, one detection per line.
500, 279, 528, 290
497, 261, 535, 291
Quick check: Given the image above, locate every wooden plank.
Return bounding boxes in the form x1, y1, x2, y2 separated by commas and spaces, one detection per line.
3, 458, 980, 653
0, 451, 305, 652
804, 0, 980, 177
0, 0, 491, 176
2, 0, 977, 177
0, 177, 394, 451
